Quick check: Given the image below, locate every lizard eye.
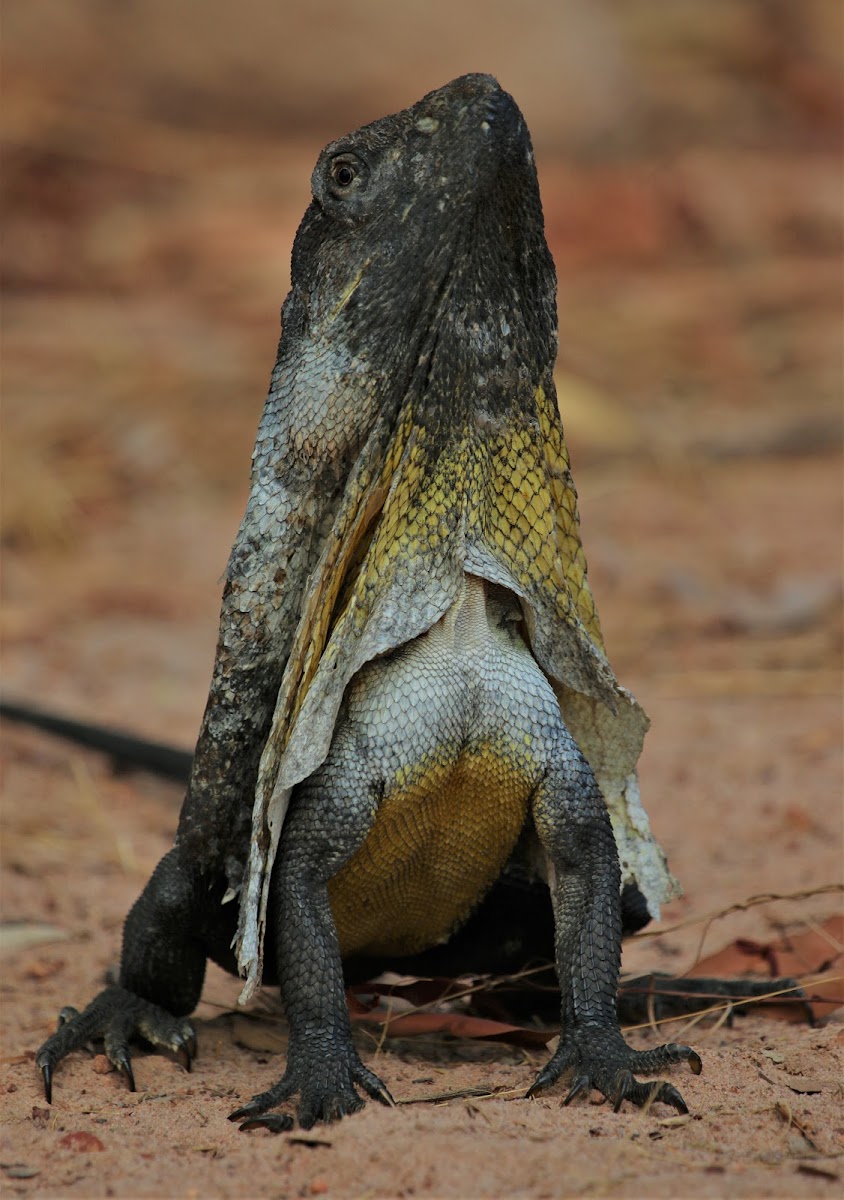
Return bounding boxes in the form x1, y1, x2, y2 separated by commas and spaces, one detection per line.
328, 155, 365, 195
314, 151, 370, 216
332, 163, 356, 187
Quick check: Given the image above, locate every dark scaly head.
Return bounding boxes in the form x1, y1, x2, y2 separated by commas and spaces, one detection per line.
281, 73, 558, 448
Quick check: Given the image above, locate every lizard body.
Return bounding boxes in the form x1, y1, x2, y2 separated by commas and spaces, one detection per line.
325, 575, 548, 958
33, 74, 702, 1129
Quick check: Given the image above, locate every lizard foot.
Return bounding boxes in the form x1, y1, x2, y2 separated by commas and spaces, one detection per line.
230, 1040, 394, 1130
36, 985, 196, 1102
527, 1025, 701, 1114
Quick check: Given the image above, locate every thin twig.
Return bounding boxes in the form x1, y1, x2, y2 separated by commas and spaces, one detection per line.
373, 996, 394, 1056
396, 1085, 507, 1106
632, 884, 842, 941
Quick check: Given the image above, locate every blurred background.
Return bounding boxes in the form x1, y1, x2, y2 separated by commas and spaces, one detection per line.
1, 2, 841, 911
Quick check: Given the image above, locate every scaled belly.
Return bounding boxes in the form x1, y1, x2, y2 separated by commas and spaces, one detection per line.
329, 742, 533, 957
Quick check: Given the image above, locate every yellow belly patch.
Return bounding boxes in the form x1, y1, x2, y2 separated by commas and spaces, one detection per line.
329, 743, 533, 957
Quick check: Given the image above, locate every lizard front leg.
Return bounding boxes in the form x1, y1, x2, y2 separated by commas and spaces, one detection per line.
529, 736, 702, 1113
230, 771, 393, 1132
36, 848, 205, 1100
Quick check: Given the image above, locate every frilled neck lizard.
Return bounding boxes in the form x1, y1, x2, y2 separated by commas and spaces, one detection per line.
29, 74, 707, 1129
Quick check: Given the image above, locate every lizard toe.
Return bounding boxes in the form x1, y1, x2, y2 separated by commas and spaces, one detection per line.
237, 1113, 294, 1134
229, 1078, 296, 1124
352, 1062, 394, 1107
39, 1059, 53, 1105
300, 1088, 365, 1128
562, 1074, 591, 1106
612, 1073, 689, 1113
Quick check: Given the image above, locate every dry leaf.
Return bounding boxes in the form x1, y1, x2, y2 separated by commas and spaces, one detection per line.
797, 1162, 840, 1181
23, 958, 65, 981
0, 923, 68, 956
58, 1131, 105, 1152
351, 1007, 552, 1048
689, 914, 843, 1023
346, 978, 555, 1047
760, 1067, 827, 1094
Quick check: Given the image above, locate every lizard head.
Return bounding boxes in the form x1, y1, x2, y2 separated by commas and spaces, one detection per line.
285, 73, 557, 402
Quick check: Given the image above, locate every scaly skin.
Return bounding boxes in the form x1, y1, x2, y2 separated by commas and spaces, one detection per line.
35, 75, 701, 1127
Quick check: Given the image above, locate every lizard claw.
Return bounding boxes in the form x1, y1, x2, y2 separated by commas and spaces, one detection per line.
657, 1083, 688, 1114
40, 1060, 53, 1105
563, 1074, 591, 1106
526, 1063, 560, 1098
612, 1073, 630, 1113
354, 1064, 395, 1108
229, 1102, 259, 1123
113, 1052, 136, 1093
237, 1113, 294, 1134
